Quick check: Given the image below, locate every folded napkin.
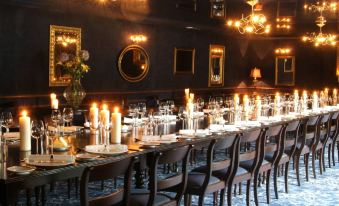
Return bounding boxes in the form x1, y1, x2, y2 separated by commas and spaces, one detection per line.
223, 125, 240, 132
3, 132, 20, 140
195, 129, 210, 136
141, 134, 177, 142
209, 124, 224, 131
48, 126, 81, 133
27, 154, 75, 162
123, 117, 142, 124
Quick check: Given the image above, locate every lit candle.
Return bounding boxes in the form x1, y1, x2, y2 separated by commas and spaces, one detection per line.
189, 93, 195, 102
294, 90, 299, 112
185, 88, 190, 102
302, 90, 308, 112
111, 107, 121, 144
243, 95, 249, 121
333, 89, 337, 105
50, 93, 56, 108
19, 111, 31, 151
274, 92, 281, 116
313, 91, 319, 110
51, 99, 59, 110
90, 103, 99, 130
255, 96, 262, 119
100, 104, 110, 127
234, 94, 240, 110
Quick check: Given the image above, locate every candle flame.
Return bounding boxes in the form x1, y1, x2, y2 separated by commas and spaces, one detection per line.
114, 107, 119, 113
50, 93, 56, 99
102, 104, 108, 110
22, 110, 27, 117
92, 103, 97, 108
256, 95, 261, 100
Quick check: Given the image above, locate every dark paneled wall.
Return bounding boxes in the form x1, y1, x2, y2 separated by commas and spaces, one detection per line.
0, 0, 337, 108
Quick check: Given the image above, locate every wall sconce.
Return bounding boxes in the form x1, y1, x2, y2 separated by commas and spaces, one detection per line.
211, 48, 223, 55
275, 48, 292, 55
130, 35, 147, 43
276, 16, 292, 30
250, 67, 262, 82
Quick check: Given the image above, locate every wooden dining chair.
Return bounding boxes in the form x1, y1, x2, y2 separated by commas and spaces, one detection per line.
330, 112, 339, 165
130, 144, 192, 206
184, 135, 240, 206
319, 112, 335, 171
80, 157, 135, 206
322, 111, 339, 167
227, 128, 266, 206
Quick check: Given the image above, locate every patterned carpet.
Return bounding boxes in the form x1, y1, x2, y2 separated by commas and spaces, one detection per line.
17, 150, 339, 206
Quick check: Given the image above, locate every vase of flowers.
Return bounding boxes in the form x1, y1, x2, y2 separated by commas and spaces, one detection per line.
61, 50, 90, 109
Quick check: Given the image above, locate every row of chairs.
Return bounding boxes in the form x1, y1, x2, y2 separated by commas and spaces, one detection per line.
80, 111, 339, 206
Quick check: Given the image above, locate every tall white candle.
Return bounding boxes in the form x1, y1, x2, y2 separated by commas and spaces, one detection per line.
52, 99, 59, 110
185, 88, 190, 102
255, 96, 262, 120
274, 92, 281, 116
333, 89, 337, 105
90, 103, 99, 130
243, 95, 249, 121
111, 107, 121, 144
302, 90, 308, 112
19, 111, 31, 151
234, 94, 240, 111
100, 104, 110, 127
189, 93, 195, 102
313, 91, 319, 110
50, 93, 56, 108
294, 90, 299, 112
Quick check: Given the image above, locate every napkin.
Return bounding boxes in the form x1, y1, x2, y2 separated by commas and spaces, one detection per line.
179, 129, 195, 136
209, 124, 224, 131
123, 117, 142, 124
195, 129, 210, 136
3, 132, 20, 140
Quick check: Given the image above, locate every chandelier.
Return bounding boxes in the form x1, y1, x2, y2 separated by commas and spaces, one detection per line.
304, 1, 337, 12
56, 35, 78, 47
227, 0, 270, 34
302, 3, 337, 47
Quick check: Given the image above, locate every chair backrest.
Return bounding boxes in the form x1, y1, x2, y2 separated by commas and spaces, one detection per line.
239, 129, 266, 173
264, 124, 287, 166
331, 111, 339, 142
320, 112, 334, 143
80, 157, 135, 206
285, 120, 302, 157
148, 144, 192, 206
306, 115, 323, 147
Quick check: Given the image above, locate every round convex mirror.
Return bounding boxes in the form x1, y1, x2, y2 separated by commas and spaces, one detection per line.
118, 45, 149, 82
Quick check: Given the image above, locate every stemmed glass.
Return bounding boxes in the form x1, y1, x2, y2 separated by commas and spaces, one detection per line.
31, 120, 45, 154
51, 110, 62, 135
2, 112, 13, 134
63, 108, 73, 127
45, 123, 57, 156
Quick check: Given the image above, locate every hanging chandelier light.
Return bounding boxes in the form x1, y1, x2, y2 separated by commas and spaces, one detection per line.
302, 1, 337, 47
227, 0, 271, 35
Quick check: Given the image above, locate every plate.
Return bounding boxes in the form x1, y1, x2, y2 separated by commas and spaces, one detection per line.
7, 166, 35, 175
139, 142, 161, 148
85, 144, 128, 156
76, 153, 100, 161
25, 155, 75, 168
50, 146, 71, 152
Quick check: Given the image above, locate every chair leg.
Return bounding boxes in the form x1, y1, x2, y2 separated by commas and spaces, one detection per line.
266, 169, 271, 204
227, 184, 233, 206
35, 187, 40, 206
319, 150, 323, 175
213, 191, 218, 206
327, 144, 331, 168
246, 179, 251, 206
305, 153, 309, 182
332, 142, 336, 166
254, 173, 260, 206
273, 166, 279, 199
295, 155, 301, 186
312, 151, 316, 178
219, 188, 225, 206
198, 195, 205, 206
284, 161, 290, 193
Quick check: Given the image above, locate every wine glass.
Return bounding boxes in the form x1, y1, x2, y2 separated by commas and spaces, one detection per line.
45, 123, 57, 156
31, 120, 45, 154
63, 108, 74, 127
3, 112, 13, 133
51, 110, 62, 135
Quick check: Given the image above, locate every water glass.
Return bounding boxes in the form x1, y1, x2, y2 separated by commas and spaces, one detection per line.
45, 123, 57, 155
31, 120, 45, 154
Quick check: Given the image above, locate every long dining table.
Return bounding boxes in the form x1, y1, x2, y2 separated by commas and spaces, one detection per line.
0, 107, 338, 205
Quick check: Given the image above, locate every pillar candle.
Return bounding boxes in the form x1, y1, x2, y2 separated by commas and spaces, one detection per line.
294, 90, 299, 112
320, 91, 324, 108
243, 95, 249, 121
51, 99, 59, 110
19, 111, 31, 151
274, 92, 281, 116
184, 88, 190, 102
234, 94, 240, 111
100, 104, 110, 127
313, 91, 319, 110
90, 103, 99, 130
333, 89, 337, 105
189, 93, 195, 102
255, 96, 262, 119
302, 90, 308, 112
50, 93, 56, 108
111, 107, 121, 144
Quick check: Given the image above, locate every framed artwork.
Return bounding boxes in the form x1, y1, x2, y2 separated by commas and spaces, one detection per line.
174, 48, 195, 74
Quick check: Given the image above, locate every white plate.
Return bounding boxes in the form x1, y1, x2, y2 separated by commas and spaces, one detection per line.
25, 155, 75, 168
85, 144, 128, 155
7, 166, 35, 175
139, 142, 161, 148
76, 153, 100, 161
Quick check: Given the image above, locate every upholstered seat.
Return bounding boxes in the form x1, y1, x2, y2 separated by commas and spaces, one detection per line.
130, 190, 176, 206
186, 172, 224, 192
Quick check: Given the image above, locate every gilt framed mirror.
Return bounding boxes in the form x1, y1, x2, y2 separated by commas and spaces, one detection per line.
49, 25, 81, 86
174, 48, 195, 75
275, 56, 295, 86
209, 45, 225, 87
118, 45, 150, 82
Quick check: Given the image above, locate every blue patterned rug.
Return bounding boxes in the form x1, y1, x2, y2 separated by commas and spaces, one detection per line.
17, 150, 339, 206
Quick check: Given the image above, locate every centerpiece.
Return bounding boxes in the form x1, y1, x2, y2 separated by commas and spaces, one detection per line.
60, 50, 90, 109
